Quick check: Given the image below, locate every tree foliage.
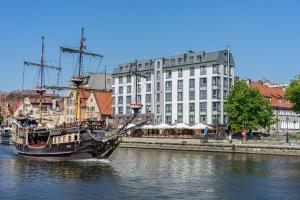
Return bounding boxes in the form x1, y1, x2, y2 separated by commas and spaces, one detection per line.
225, 81, 274, 133
285, 75, 300, 113
0, 115, 3, 125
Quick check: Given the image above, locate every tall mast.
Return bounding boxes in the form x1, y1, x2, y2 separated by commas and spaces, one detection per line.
58, 28, 103, 122
24, 37, 61, 123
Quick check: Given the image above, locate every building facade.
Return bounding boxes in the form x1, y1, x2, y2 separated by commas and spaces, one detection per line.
250, 81, 300, 135
112, 50, 235, 127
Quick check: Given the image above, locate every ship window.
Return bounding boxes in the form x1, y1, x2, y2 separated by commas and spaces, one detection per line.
68, 135, 72, 142
74, 135, 78, 141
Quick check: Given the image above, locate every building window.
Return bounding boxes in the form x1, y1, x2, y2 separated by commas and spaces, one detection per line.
119, 86, 123, 94
127, 75, 131, 83
178, 68, 183, 78
200, 65, 206, 75
118, 107, 123, 114
212, 77, 221, 86
200, 102, 207, 112
278, 99, 282, 104
137, 95, 141, 104
112, 97, 115, 104
118, 96, 123, 104
178, 58, 183, 65
178, 103, 183, 113
165, 116, 172, 124
146, 94, 151, 103
166, 104, 172, 113
200, 78, 207, 87
189, 91, 195, 100
189, 79, 195, 89
189, 103, 195, 112
137, 84, 141, 93
200, 115, 207, 123
212, 114, 220, 124
178, 80, 183, 89
127, 85, 131, 94
224, 77, 228, 87
138, 64, 142, 69
126, 96, 131, 104
118, 76, 123, 84
212, 89, 221, 99
157, 82, 160, 91
156, 116, 161, 124
146, 105, 151, 113
146, 73, 151, 81
171, 59, 175, 66
157, 61, 161, 68
197, 55, 202, 62
190, 67, 195, 76
145, 63, 150, 69
166, 70, 172, 79
146, 83, 151, 92
112, 78, 115, 85
177, 115, 183, 123
189, 115, 195, 125
157, 93, 160, 102
166, 81, 172, 90
212, 102, 221, 112
213, 65, 220, 74
200, 90, 207, 100
165, 93, 172, 102
178, 92, 183, 101
157, 105, 160, 114
189, 56, 194, 63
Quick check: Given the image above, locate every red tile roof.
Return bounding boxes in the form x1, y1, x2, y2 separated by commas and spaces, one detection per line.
94, 91, 112, 116
250, 82, 292, 109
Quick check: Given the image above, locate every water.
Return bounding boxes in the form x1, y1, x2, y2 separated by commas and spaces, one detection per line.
1, 145, 300, 200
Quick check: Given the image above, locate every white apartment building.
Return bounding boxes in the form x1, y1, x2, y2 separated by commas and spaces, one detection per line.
112, 50, 235, 126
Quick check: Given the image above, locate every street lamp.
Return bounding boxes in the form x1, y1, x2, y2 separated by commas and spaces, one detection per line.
286, 117, 289, 143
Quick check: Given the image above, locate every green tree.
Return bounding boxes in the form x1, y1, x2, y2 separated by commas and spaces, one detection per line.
0, 115, 3, 125
285, 75, 300, 113
225, 81, 274, 133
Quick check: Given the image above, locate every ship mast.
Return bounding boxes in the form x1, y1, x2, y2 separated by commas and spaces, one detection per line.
24, 37, 61, 123
59, 28, 103, 121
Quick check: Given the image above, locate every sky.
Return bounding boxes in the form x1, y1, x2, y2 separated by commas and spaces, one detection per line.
1, 0, 300, 91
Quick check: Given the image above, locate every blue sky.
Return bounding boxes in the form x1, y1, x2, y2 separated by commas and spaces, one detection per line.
1, 0, 300, 91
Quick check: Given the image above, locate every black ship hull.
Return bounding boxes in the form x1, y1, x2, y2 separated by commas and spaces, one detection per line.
14, 136, 122, 161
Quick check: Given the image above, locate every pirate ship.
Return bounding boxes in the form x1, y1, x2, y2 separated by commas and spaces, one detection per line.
11, 28, 145, 161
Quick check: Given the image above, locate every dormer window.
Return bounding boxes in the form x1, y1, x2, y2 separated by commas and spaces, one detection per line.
189, 56, 194, 63
278, 99, 282, 104
197, 55, 202, 62
171, 59, 175, 65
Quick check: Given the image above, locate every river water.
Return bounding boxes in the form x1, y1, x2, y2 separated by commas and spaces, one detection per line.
1, 144, 300, 200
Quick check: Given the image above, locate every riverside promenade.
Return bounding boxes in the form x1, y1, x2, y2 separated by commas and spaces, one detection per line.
120, 137, 300, 156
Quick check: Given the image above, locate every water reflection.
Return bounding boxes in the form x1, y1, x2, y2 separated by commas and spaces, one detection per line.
1, 145, 300, 200
11, 156, 118, 182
